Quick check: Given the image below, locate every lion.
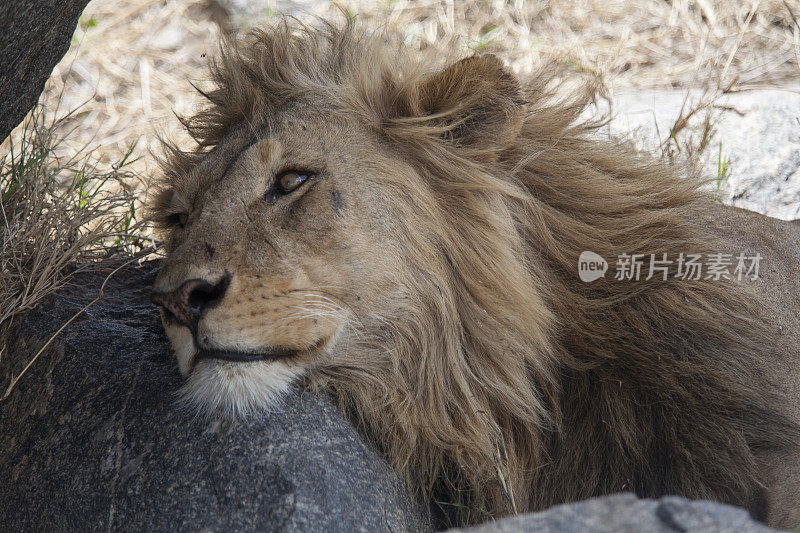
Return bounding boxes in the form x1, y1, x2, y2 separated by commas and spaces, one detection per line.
149, 20, 800, 528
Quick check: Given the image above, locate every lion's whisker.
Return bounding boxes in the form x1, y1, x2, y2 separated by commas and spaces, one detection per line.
290, 288, 374, 338
288, 304, 341, 315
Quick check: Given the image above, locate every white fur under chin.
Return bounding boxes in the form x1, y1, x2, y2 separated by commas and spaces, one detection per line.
180, 359, 305, 418
161, 315, 306, 418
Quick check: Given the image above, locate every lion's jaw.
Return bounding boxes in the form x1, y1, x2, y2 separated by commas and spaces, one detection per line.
159, 306, 321, 416
163, 317, 304, 414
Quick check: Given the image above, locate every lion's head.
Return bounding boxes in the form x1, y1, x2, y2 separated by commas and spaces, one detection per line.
151, 20, 798, 525
151, 26, 553, 404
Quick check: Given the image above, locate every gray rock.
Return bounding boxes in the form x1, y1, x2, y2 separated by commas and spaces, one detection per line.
458, 493, 776, 533
0, 262, 426, 532
0, 0, 92, 142
606, 88, 800, 220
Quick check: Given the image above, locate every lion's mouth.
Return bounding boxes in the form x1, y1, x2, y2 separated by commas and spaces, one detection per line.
195, 348, 296, 363
193, 336, 331, 367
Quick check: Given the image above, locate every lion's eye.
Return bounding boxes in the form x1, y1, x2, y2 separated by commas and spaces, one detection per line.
177, 213, 189, 227
277, 171, 309, 193
266, 170, 312, 202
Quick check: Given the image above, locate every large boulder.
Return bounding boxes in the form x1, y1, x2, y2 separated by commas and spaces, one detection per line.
459, 493, 775, 533
0, 0, 92, 142
0, 261, 425, 531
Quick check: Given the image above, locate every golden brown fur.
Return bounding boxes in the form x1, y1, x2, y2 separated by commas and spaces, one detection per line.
150, 20, 800, 528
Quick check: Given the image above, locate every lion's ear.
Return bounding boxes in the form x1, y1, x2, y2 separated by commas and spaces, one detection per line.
417, 54, 525, 155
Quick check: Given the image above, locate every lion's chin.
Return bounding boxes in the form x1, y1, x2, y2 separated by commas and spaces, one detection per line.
179, 359, 305, 418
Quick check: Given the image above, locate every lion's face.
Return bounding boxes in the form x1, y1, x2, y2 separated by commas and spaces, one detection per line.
150, 26, 530, 416
152, 111, 424, 414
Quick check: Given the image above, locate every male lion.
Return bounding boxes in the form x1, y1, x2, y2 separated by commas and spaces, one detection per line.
149, 20, 800, 528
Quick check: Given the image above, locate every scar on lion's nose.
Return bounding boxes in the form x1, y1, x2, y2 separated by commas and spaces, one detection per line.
150, 273, 230, 328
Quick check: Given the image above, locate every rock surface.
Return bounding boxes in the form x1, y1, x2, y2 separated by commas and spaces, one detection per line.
0, 261, 425, 532
608, 88, 800, 220
0, 0, 92, 142
458, 493, 776, 533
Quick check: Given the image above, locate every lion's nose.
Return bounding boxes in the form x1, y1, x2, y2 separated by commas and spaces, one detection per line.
150, 273, 230, 328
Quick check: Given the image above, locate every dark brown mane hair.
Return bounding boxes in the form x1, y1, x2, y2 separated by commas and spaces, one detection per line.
156, 18, 799, 525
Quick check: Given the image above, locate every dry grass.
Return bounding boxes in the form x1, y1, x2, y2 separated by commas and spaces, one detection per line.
36, 0, 223, 176
0, 106, 142, 323
0, 104, 151, 398
339, 0, 799, 86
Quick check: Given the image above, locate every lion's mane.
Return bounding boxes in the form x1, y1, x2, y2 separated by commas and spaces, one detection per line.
160, 19, 798, 524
